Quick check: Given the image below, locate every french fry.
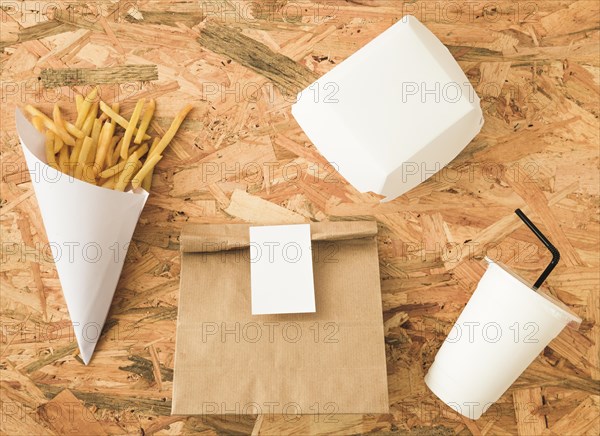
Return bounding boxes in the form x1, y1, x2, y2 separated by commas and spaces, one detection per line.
131, 143, 149, 160
134, 98, 155, 144
110, 102, 120, 124
100, 163, 127, 188
58, 146, 70, 173
81, 110, 96, 137
106, 135, 121, 167
128, 144, 141, 156
128, 142, 150, 159
89, 119, 102, 162
120, 98, 145, 159
45, 131, 58, 170
91, 118, 102, 152
70, 142, 82, 173
100, 175, 118, 189
87, 102, 99, 123
73, 99, 97, 176
114, 157, 142, 192
65, 121, 84, 139
53, 103, 84, 140
99, 101, 151, 141
111, 137, 124, 166
53, 134, 64, 154
141, 138, 159, 188
141, 170, 153, 191
74, 137, 93, 180
131, 153, 162, 189
52, 103, 66, 141
148, 137, 159, 156
32, 116, 44, 133
69, 109, 96, 168
24, 105, 75, 146
86, 157, 98, 179
25, 94, 191, 193
75, 94, 83, 112
148, 103, 193, 159
134, 104, 193, 182
91, 118, 102, 143
75, 86, 98, 128
114, 144, 148, 191
104, 144, 148, 179
100, 102, 120, 123
98, 160, 127, 179
94, 121, 116, 172
110, 135, 121, 148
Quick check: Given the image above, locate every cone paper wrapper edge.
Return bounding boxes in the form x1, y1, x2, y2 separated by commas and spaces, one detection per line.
15, 109, 149, 364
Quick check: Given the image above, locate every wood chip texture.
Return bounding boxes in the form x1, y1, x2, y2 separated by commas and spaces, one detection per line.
1, 1, 598, 435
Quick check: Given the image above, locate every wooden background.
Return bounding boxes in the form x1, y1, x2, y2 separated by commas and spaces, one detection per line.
1, 1, 599, 435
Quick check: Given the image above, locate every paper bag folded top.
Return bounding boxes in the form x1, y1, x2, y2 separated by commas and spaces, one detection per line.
172, 221, 389, 415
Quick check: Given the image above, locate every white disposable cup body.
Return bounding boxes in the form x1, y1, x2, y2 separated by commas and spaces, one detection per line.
425, 258, 580, 420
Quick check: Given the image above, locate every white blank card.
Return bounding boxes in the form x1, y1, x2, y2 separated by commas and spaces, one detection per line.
249, 224, 316, 315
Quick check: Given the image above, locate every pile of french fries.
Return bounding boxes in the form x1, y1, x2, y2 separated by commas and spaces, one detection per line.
24, 87, 193, 192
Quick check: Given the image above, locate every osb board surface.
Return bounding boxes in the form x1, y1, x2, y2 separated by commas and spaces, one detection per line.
0, 1, 599, 435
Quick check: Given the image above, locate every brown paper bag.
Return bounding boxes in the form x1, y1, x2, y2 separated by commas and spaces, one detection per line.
172, 221, 389, 415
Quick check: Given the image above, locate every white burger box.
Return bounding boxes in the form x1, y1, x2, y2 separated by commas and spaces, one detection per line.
292, 15, 484, 202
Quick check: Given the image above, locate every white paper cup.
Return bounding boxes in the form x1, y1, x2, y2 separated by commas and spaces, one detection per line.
425, 257, 581, 420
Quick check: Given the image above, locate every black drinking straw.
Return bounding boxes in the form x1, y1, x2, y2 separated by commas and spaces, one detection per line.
514, 209, 561, 290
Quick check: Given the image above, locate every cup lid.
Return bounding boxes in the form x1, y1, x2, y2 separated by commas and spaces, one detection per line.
484, 257, 582, 329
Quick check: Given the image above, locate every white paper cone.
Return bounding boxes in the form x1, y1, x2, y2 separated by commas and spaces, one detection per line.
16, 109, 149, 364
424, 257, 581, 420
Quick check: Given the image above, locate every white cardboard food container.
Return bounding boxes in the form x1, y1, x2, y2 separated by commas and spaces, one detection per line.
292, 15, 484, 202
424, 258, 581, 420
16, 109, 149, 364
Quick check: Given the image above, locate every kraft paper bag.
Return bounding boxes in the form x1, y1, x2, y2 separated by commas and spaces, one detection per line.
172, 221, 389, 415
